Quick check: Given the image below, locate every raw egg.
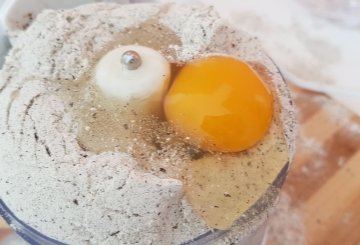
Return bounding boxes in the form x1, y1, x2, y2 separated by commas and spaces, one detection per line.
164, 56, 273, 152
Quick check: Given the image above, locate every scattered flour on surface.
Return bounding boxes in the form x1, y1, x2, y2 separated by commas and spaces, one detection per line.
267, 191, 307, 245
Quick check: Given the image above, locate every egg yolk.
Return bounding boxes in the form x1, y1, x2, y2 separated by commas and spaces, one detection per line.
164, 56, 273, 152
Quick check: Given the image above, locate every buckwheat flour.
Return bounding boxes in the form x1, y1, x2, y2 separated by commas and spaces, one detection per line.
0, 2, 295, 244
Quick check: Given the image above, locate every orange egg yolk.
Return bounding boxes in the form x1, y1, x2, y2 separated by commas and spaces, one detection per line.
164, 56, 273, 152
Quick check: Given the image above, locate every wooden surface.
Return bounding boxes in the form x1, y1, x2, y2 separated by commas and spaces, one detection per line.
267, 84, 360, 245
1, 84, 360, 244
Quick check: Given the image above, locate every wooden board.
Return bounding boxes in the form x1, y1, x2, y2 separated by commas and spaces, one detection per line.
1, 84, 360, 244
267, 84, 360, 245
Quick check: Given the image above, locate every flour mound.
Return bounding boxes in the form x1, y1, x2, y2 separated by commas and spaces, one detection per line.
0, 2, 295, 244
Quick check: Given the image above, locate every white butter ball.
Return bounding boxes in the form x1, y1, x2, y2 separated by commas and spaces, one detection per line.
94, 45, 171, 103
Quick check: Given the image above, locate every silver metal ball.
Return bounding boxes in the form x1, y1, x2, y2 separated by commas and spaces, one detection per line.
121, 50, 142, 70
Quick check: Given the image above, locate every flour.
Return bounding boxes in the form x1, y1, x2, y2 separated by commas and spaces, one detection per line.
322, 101, 360, 135
0, 2, 295, 244
267, 191, 307, 245
293, 91, 360, 175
